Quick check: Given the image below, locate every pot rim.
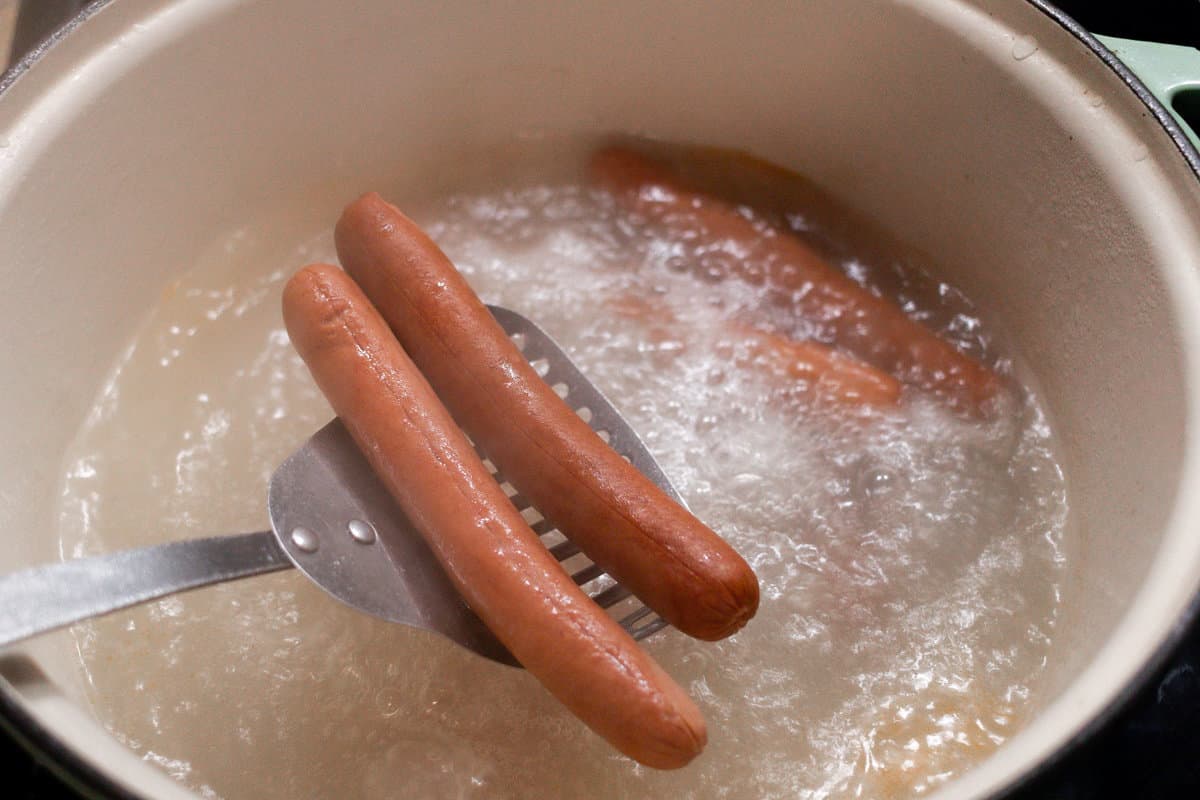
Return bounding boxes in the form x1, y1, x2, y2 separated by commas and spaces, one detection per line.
1, 1, 1197, 798
978, 8, 1200, 797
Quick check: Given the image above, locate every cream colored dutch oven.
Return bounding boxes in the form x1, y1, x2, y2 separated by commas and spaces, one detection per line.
3, 1, 1200, 797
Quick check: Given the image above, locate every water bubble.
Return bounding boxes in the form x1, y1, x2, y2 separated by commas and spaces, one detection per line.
1012, 35, 1038, 61
861, 466, 901, 496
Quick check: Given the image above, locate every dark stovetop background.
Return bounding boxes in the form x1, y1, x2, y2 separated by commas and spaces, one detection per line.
3, 0, 1200, 797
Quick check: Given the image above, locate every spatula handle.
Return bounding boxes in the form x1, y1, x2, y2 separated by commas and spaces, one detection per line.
0, 531, 292, 649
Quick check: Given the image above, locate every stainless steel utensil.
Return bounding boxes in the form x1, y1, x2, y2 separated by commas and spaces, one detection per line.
0, 305, 678, 664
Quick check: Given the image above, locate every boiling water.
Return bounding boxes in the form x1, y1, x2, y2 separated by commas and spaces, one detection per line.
59, 142, 1068, 799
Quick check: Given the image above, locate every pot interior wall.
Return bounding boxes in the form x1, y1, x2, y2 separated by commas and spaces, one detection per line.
1, 1, 1199, 798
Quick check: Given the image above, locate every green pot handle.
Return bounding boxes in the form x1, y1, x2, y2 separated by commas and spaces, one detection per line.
1096, 35, 1200, 149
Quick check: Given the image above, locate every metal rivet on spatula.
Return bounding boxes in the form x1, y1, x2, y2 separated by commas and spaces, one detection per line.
291, 527, 319, 553
348, 519, 376, 544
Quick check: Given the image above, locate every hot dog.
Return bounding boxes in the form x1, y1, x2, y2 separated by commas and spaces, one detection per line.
335, 193, 759, 642
605, 291, 899, 408
728, 322, 902, 408
282, 264, 706, 768
588, 146, 1002, 413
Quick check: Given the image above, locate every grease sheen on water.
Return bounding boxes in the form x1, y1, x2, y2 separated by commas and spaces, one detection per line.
58, 141, 1068, 800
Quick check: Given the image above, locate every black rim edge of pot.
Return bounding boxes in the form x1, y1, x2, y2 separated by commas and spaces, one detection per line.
0, 0, 111, 95
1, 2, 1199, 799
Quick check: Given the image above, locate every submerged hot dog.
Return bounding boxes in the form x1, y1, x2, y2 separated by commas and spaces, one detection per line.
335, 194, 759, 642
282, 264, 706, 768
729, 322, 902, 408
589, 146, 1002, 413
605, 292, 899, 408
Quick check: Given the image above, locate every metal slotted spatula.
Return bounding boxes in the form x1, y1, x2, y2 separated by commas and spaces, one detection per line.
0, 306, 678, 664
